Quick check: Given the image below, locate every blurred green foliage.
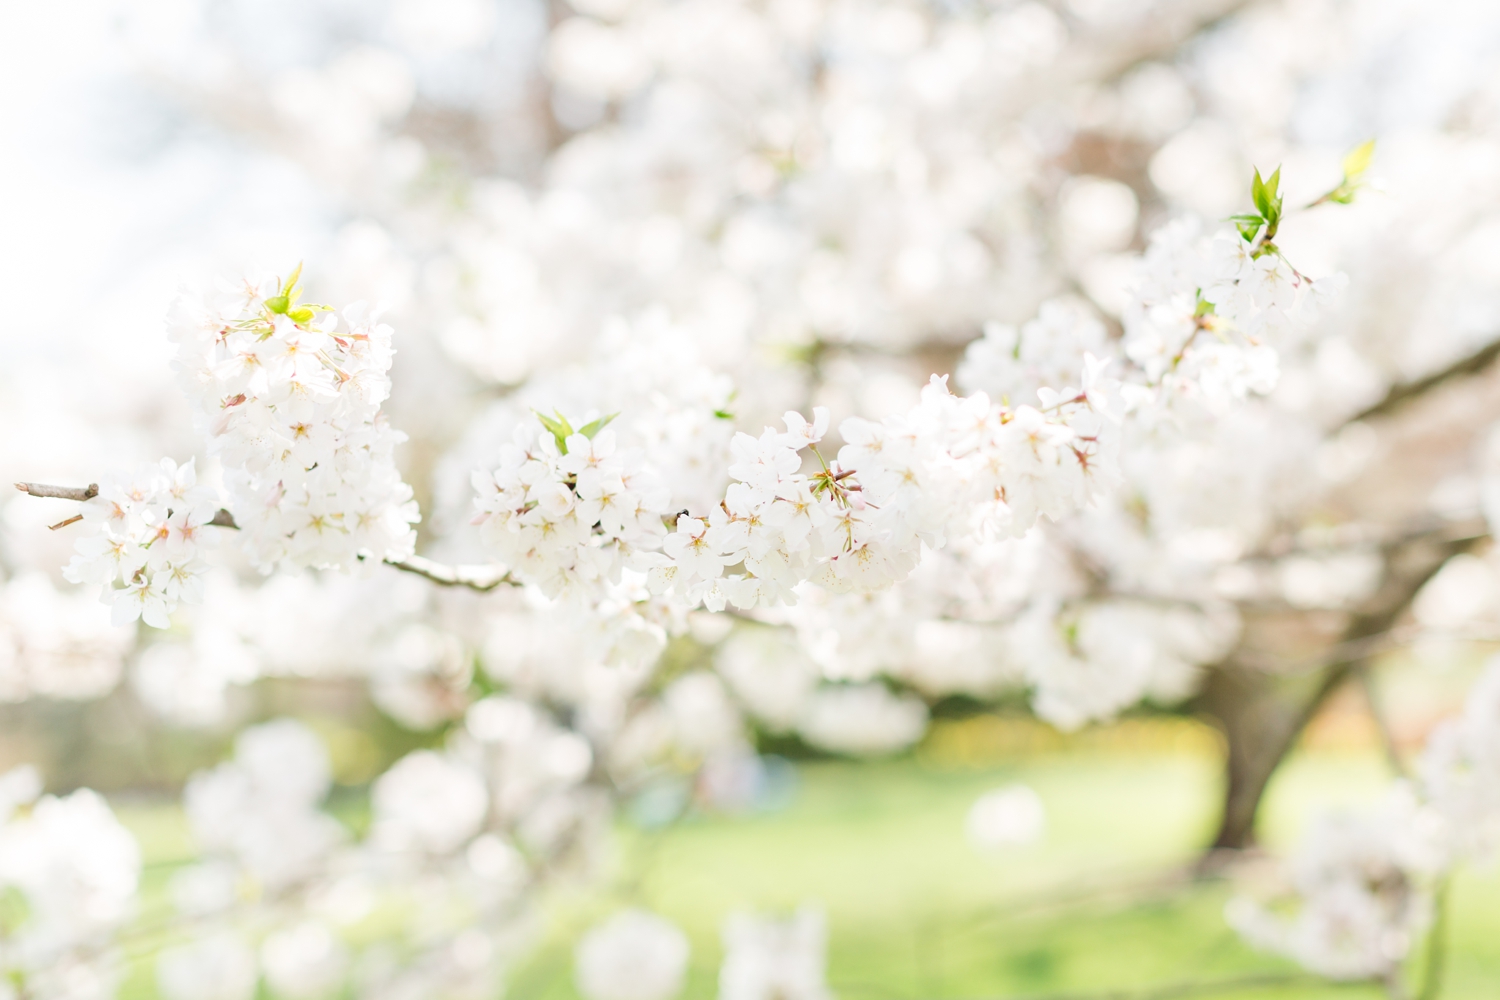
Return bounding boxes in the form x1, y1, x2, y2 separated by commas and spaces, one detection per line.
102, 743, 1500, 999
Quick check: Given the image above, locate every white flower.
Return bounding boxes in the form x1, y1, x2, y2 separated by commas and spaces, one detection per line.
966, 785, 1046, 850
0, 786, 140, 987
0, 764, 42, 825
371, 750, 489, 855
798, 684, 928, 756
261, 922, 349, 1000
719, 907, 832, 1000
157, 933, 258, 1000
1228, 787, 1441, 980
575, 910, 690, 1000
183, 719, 344, 889
62, 459, 220, 629
167, 276, 419, 575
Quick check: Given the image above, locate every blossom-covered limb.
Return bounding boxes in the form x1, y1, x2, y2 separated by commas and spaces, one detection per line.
19, 481, 519, 593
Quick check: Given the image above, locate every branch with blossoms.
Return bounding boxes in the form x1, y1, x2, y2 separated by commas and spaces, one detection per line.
16, 156, 1367, 631
14, 481, 517, 595
471, 368, 1124, 615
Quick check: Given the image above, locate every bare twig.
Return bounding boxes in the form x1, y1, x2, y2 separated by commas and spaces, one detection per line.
1416, 878, 1450, 1000
16, 481, 97, 501
1358, 665, 1409, 778
48, 514, 84, 531
955, 970, 1359, 1000
16, 481, 519, 593
1352, 337, 1500, 423
381, 553, 517, 592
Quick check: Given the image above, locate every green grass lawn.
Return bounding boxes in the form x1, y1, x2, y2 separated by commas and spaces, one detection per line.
112, 745, 1500, 999
505, 749, 1500, 1000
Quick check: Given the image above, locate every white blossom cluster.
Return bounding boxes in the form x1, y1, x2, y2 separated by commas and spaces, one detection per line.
572, 906, 832, 1000
0, 573, 133, 701
1421, 657, 1500, 859
0, 766, 141, 1000
957, 299, 1110, 409
1122, 218, 1345, 405
152, 724, 360, 1000
719, 907, 833, 1000
1231, 655, 1500, 980
168, 272, 419, 574
155, 718, 539, 1000
640, 368, 1120, 613
16, 0, 1500, 994
179, 718, 346, 893
61, 458, 218, 628
966, 784, 1047, 852
1227, 787, 1443, 981
472, 421, 674, 598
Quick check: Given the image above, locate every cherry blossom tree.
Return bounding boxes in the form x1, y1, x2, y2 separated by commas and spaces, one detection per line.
7, 0, 1500, 997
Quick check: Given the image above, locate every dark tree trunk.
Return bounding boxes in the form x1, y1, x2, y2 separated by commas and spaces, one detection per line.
1196, 519, 1485, 854
1199, 664, 1304, 851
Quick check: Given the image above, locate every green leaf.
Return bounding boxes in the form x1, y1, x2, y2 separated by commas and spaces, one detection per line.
578, 413, 618, 439
1250, 166, 1284, 229
1251, 168, 1270, 218
287, 307, 314, 323
1260, 166, 1284, 224
1264, 165, 1281, 201
1342, 139, 1375, 180
1230, 214, 1264, 242
713, 409, 735, 420
534, 410, 575, 453
265, 294, 290, 314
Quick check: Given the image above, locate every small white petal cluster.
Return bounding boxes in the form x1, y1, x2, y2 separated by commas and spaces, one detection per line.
61, 458, 218, 628
260, 921, 350, 1000
713, 626, 821, 733
797, 683, 928, 757
0, 768, 141, 1000
472, 422, 673, 597
168, 272, 419, 573
370, 749, 489, 856
181, 718, 344, 891
157, 933, 259, 1000
719, 907, 832, 1000
1015, 600, 1232, 731
1419, 655, 1500, 858
1230, 660, 1500, 980
0, 573, 132, 701
1227, 787, 1442, 980
957, 299, 1110, 407
966, 784, 1047, 851
574, 909, 690, 1000
662, 670, 748, 759
647, 372, 1118, 613
463, 695, 599, 854
1122, 218, 1344, 403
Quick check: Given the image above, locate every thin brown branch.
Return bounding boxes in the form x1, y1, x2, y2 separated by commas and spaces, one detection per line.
18, 482, 519, 594
16, 482, 98, 501
381, 553, 517, 592
1352, 337, 1500, 422
48, 514, 84, 531
955, 970, 1357, 1000
1358, 665, 1409, 778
